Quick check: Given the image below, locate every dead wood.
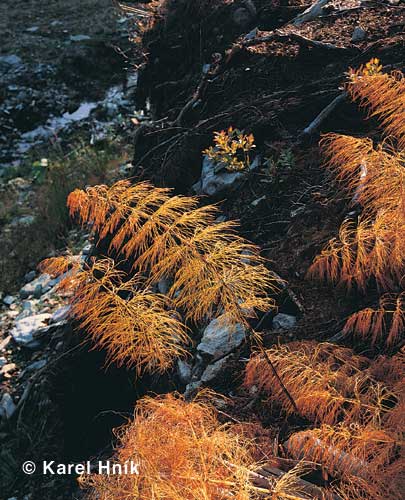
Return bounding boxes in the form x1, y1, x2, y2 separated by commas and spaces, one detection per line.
300, 93, 347, 139
292, 0, 334, 26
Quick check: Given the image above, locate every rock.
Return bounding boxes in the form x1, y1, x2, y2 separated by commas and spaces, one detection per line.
82, 243, 92, 255
351, 27, 367, 43
51, 305, 71, 323
33, 320, 68, 341
157, 277, 171, 295
272, 313, 297, 330
201, 355, 232, 383
1, 363, 17, 376
0, 357, 6, 367
0, 55, 22, 68
10, 313, 52, 348
25, 359, 47, 372
197, 315, 246, 361
233, 7, 253, 29
3, 295, 16, 306
69, 34, 92, 42
10, 214, 35, 227
0, 393, 16, 419
0, 336, 12, 351
193, 155, 260, 197
244, 27, 258, 41
184, 381, 203, 400
16, 300, 37, 320
177, 360, 192, 384
33, 284, 43, 299
8, 177, 31, 191
24, 270, 36, 282
26, 26, 40, 33
20, 273, 53, 299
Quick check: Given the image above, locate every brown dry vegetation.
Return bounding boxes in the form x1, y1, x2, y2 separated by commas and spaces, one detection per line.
2, 1, 405, 500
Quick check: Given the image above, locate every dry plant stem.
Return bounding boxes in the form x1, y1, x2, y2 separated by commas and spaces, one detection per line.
300, 93, 347, 139
259, 343, 301, 415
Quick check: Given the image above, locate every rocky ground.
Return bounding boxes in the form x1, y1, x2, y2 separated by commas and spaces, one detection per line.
0, 1, 404, 499
0, 2, 142, 498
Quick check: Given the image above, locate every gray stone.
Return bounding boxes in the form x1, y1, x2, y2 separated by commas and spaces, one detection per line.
272, 313, 297, 330
16, 300, 37, 320
69, 35, 91, 42
0, 55, 22, 67
177, 360, 192, 384
3, 295, 16, 306
24, 270, 36, 283
201, 355, 232, 383
10, 215, 35, 227
184, 381, 203, 400
244, 27, 258, 41
157, 277, 171, 295
26, 359, 47, 372
193, 155, 260, 197
26, 26, 39, 33
0, 393, 16, 419
81, 243, 92, 255
351, 27, 367, 43
233, 7, 253, 28
33, 320, 68, 341
10, 313, 52, 348
197, 315, 246, 361
20, 273, 53, 299
51, 305, 71, 323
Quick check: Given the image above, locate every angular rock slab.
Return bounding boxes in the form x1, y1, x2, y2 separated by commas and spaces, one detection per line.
193, 155, 260, 197
11, 313, 52, 348
197, 316, 246, 361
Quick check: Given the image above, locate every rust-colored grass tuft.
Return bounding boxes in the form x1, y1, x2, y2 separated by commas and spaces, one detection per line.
244, 341, 394, 425
80, 393, 256, 500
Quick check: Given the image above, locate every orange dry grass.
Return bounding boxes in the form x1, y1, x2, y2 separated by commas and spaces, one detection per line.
81, 393, 257, 500
309, 62, 405, 347
244, 341, 393, 425
287, 423, 401, 500
41, 257, 189, 374
67, 180, 279, 325
344, 293, 405, 347
348, 63, 405, 149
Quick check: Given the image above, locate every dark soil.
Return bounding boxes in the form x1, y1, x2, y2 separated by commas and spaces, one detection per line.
130, 0, 404, 351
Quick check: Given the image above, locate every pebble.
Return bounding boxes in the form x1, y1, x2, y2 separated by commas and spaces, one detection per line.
0, 393, 16, 420
351, 27, 367, 43
24, 270, 36, 283
0, 55, 22, 67
69, 34, 91, 42
272, 313, 297, 330
3, 295, 16, 306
